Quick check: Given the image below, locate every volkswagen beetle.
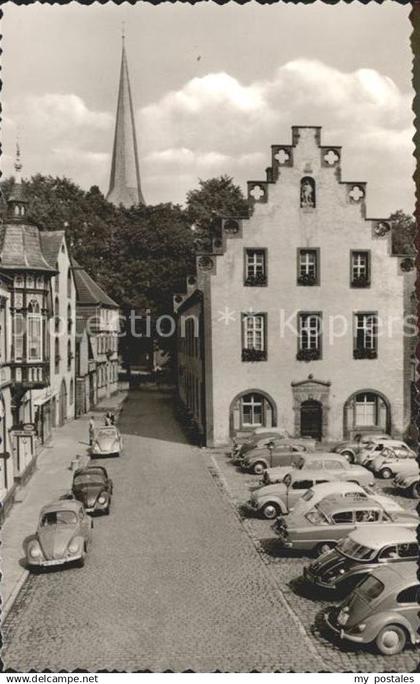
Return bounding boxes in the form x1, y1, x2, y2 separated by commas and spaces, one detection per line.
25, 500, 92, 569
326, 563, 420, 655
71, 466, 113, 515
304, 526, 417, 595
91, 425, 123, 457
356, 440, 410, 467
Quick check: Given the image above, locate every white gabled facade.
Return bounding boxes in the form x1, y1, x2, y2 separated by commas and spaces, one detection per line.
176, 126, 415, 447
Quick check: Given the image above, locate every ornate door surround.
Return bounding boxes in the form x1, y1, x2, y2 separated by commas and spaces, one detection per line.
291, 375, 331, 439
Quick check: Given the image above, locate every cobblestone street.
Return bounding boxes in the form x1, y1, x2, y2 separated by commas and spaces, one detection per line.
3, 389, 323, 672
210, 449, 419, 673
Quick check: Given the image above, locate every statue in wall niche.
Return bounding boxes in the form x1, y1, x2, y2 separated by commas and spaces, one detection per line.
300, 177, 315, 208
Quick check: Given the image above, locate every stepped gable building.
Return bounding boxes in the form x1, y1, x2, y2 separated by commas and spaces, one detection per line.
106, 36, 145, 208
71, 258, 119, 414
174, 125, 415, 447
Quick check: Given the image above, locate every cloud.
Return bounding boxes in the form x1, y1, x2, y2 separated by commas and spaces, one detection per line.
2, 60, 413, 214
139, 60, 413, 213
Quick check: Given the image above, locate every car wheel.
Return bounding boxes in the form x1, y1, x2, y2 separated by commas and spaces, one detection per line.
252, 461, 266, 475
380, 467, 393, 479
315, 542, 335, 557
341, 450, 354, 464
409, 481, 420, 499
375, 624, 407, 655
261, 502, 281, 519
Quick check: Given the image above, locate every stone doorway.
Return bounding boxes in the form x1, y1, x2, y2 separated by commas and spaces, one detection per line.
300, 400, 323, 440
291, 376, 331, 440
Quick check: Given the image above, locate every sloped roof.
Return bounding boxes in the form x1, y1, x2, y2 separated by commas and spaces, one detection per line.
71, 257, 118, 308
0, 224, 56, 272
40, 231, 65, 268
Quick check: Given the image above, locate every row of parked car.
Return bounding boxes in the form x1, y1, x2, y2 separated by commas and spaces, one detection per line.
230, 428, 419, 656
24, 425, 123, 570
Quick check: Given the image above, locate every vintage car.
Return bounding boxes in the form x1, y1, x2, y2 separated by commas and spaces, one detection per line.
326, 563, 420, 655
91, 425, 123, 458
370, 446, 417, 479
25, 499, 92, 569
393, 470, 420, 499
240, 442, 309, 475
304, 526, 417, 595
261, 453, 374, 488
71, 466, 113, 515
357, 440, 413, 468
232, 432, 313, 463
247, 470, 345, 518
272, 494, 417, 556
332, 433, 391, 463
286, 481, 403, 519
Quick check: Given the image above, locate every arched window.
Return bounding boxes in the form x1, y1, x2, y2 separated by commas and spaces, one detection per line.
54, 296, 60, 333
70, 378, 74, 404
27, 299, 42, 361
54, 266, 59, 293
230, 390, 277, 435
67, 268, 72, 298
67, 339, 72, 370
67, 303, 72, 335
343, 390, 390, 438
300, 177, 316, 208
55, 337, 60, 374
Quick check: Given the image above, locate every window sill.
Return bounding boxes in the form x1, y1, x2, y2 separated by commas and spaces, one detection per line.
351, 281, 370, 288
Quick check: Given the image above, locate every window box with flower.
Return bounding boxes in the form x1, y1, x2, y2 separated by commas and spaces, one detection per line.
353, 348, 377, 360
351, 274, 370, 288
297, 273, 317, 286
244, 273, 267, 287
242, 348, 267, 362
296, 348, 321, 361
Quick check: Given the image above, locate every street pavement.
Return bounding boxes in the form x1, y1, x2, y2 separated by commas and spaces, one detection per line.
2, 389, 324, 672
1, 391, 126, 614
210, 449, 420, 672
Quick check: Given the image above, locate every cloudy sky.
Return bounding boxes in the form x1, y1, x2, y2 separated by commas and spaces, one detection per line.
2, 2, 413, 215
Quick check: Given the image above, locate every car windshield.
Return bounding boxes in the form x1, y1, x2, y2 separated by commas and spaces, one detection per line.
338, 537, 377, 561
305, 505, 329, 525
41, 510, 78, 527
356, 575, 385, 602
97, 429, 117, 440
74, 474, 104, 486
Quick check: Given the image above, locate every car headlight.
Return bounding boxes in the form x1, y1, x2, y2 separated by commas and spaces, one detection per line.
68, 540, 81, 554
98, 494, 107, 504
350, 623, 366, 634
337, 607, 350, 626
29, 544, 42, 559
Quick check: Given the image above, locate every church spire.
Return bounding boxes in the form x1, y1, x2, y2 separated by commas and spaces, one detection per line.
107, 35, 145, 207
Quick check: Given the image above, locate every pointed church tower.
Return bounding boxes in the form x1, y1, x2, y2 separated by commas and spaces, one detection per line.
107, 35, 145, 207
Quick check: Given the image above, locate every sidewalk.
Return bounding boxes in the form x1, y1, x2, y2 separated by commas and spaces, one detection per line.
1, 391, 127, 619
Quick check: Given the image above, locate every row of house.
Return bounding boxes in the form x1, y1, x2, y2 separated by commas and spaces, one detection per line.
175, 126, 416, 447
0, 174, 120, 519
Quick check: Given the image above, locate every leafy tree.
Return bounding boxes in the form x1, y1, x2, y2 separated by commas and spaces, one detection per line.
186, 175, 248, 239
390, 210, 415, 255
